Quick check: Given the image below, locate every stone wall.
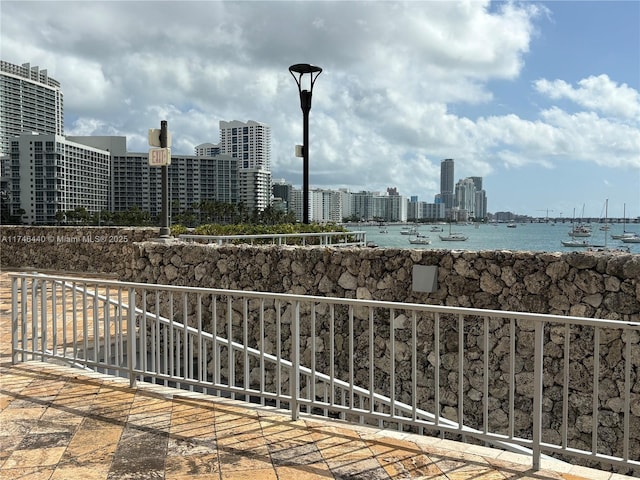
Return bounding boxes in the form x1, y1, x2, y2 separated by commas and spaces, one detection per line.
0, 226, 158, 275
2, 226, 639, 472
4, 226, 637, 319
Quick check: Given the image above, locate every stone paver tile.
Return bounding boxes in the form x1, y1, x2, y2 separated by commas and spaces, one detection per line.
0, 395, 13, 410
367, 439, 447, 479
2, 446, 67, 469
217, 431, 267, 450
214, 415, 262, 437
268, 440, 324, 467
387, 455, 449, 479
166, 474, 220, 480
0, 434, 24, 464
126, 412, 172, 432
275, 463, 334, 479
0, 465, 56, 480
164, 452, 219, 477
48, 386, 101, 411
485, 456, 552, 476
217, 444, 273, 472
30, 415, 83, 434
327, 457, 393, 480
0, 417, 36, 437
0, 405, 46, 421
171, 414, 217, 435
59, 425, 122, 466
429, 454, 506, 480
17, 431, 73, 450
221, 467, 277, 480
50, 464, 111, 480
317, 440, 373, 462
560, 473, 606, 480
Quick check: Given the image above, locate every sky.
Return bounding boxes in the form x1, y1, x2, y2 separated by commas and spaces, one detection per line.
1, 1, 639, 219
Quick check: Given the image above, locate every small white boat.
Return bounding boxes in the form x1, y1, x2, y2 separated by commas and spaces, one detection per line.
439, 232, 468, 242
439, 223, 468, 241
568, 225, 591, 237
620, 235, 640, 244
507, 223, 517, 228
408, 234, 431, 245
429, 226, 444, 232
400, 225, 418, 235
561, 239, 603, 248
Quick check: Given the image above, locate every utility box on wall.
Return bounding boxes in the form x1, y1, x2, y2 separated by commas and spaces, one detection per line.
412, 265, 438, 293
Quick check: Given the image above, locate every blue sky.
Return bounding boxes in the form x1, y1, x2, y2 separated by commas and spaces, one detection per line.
1, 1, 638, 219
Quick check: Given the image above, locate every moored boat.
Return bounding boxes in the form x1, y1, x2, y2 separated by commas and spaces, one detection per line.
620, 234, 640, 244
408, 234, 431, 245
400, 225, 418, 235
439, 232, 468, 241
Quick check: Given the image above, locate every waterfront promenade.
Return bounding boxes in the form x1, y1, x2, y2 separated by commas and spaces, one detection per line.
0, 271, 633, 479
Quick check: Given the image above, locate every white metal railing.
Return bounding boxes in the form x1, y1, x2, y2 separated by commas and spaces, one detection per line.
179, 231, 367, 247
10, 272, 640, 474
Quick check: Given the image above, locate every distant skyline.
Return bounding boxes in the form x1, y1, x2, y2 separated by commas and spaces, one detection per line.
1, 1, 638, 219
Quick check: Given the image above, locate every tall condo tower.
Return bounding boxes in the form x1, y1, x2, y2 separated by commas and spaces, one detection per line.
0, 61, 64, 156
219, 120, 271, 171
440, 158, 455, 210
219, 120, 272, 212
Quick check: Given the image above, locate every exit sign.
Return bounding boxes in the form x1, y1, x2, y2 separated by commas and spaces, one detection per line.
149, 147, 171, 166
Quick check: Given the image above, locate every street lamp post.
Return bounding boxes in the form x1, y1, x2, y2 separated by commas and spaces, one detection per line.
289, 63, 322, 224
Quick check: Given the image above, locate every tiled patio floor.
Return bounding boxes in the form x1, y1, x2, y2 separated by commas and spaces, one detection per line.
0, 271, 635, 479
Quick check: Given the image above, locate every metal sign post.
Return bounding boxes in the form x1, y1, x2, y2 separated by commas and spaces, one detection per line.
149, 120, 171, 238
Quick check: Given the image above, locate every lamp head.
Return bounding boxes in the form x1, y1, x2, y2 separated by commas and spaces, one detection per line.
289, 63, 323, 95
289, 64, 323, 75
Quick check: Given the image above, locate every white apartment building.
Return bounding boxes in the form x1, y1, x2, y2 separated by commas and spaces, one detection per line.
1, 61, 65, 212
194, 143, 221, 157
71, 136, 239, 218
9, 133, 110, 224
408, 200, 445, 220
219, 120, 271, 212
455, 177, 477, 219
0, 61, 64, 156
309, 189, 343, 223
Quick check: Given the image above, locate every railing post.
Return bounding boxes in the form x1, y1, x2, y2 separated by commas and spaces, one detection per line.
11, 276, 19, 364
532, 319, 544, 470
127, 288, 137, 388
291, 300, 300, 420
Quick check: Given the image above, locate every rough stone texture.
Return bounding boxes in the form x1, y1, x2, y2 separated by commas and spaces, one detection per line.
2, 226, 639, 471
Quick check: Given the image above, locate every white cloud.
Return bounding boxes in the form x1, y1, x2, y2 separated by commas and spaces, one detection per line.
534, 75, 640, 120
1, 1, 638, 212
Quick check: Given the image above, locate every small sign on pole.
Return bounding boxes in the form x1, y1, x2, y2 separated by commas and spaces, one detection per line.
149, 147, 171, 166
148, 128, 172, 147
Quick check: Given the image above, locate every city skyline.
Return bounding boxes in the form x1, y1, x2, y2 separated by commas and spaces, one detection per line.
1, 1, 638, 219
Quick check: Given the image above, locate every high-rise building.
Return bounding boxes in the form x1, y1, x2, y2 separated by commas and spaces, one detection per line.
439, 158, 455, 211
219, 120, 271, 211
455, 177, 476, 218
1, 61, 65, 216
272, 179, 293, 213
0, 61, 64, 156
10, 133, 110, 224
73, 136, 239, 218
194, 143, 221, 157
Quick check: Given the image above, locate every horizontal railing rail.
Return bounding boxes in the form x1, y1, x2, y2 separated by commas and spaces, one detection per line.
10, 272, 640, 474
178, 231, 367, 247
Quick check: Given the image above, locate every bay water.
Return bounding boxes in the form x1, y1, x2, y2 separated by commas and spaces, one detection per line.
348, 222, 640, 254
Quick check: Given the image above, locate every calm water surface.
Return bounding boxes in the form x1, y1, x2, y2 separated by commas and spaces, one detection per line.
348, 222, 640, 254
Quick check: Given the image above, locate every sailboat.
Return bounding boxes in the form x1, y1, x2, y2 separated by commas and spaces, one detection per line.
562, 202, 607, 248
568, 205, 591, 237
611, 203, 638, 241
587, 200, 631, 252
439, 222, 468, 241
